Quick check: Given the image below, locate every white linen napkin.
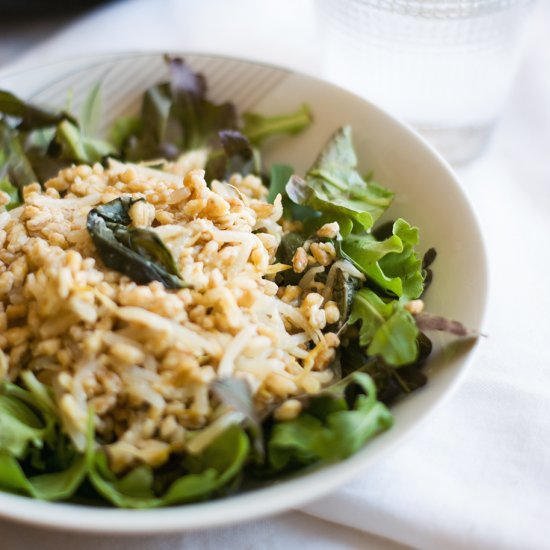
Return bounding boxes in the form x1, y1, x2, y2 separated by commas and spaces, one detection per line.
1, 1, 549, 548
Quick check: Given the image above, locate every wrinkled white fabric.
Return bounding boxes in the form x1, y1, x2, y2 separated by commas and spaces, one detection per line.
0, 1, 549, 548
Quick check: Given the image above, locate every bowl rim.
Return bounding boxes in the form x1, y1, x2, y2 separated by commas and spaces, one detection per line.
0, 50, 489, 534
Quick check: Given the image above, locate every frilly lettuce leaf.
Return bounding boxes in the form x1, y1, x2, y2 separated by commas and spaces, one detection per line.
348, 288, 419, 366
267, 373, 392, 471
285, 126, 393, 231
340, 218, 424, 300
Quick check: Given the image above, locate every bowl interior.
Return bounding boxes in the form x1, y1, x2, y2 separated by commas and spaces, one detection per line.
0, 53, 488, 533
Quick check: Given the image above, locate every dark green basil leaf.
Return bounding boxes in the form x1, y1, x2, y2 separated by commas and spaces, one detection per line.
87, 197, 186, 289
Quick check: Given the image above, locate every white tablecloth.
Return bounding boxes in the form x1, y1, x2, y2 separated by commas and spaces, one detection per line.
1, 1, 549, 548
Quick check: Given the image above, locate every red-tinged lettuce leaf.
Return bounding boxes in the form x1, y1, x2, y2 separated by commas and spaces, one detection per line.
414, 312, 478, 337
166, 55, 237, 151
242, 103, 312, 146
204, 130, 259, 182
120, 57, 237, 161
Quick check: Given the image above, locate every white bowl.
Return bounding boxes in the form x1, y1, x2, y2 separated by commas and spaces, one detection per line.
0, 52, 488, 534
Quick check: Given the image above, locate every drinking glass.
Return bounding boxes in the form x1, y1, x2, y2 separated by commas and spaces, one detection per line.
317, 0, 536, 164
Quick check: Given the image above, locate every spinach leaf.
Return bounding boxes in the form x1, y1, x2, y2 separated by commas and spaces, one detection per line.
204, 130, 259, 182
122, 56, 238, 162
0, 451, 88, 501
348, 288, 419, 366
242, 103, 312, 146
0, 381, 88, 501
0, 394, 48, 459
267, 372, 392, 472
87, 197, 185, 289
340, 218, 424, 300
88, 425, 249, 508
110, 115, 141, 150
285, 126, 394, 231
123, 84, 174, 161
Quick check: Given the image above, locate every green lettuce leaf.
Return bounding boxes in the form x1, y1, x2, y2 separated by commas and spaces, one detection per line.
0, 394, 48, 459
0, 380, 87, 501
0, 89, 74, 130
88, 425, 249, 508
0, 451, 88, 501
285, 126, 393, 231
340, 218, 424, 300
55, 119, 116, 165
0, 120, 38, 191
268, 163, 317, 221
348, 289, 419, 366
267, 373, 392, 471
0, 177, 20, 210
242, 103, 312, 146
